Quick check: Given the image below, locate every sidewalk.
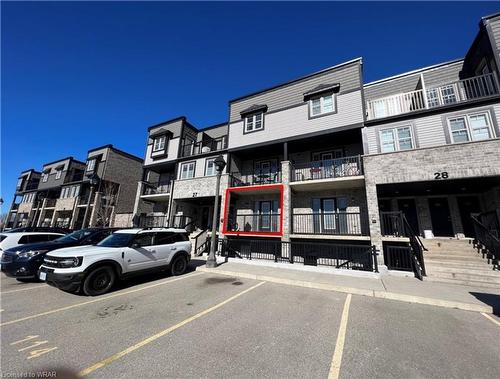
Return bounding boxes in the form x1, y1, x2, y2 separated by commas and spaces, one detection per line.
194, 258, 500, 314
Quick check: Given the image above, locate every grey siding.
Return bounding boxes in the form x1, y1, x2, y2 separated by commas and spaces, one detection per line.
229, 60, 362, 123
228, 90, 363, 150
38, 159, 84, 190
364, 73, 421, 102
487, 15, 500, 52
364, 103, 500, 155
422, 61, 463, 87
148, 119, 183, 139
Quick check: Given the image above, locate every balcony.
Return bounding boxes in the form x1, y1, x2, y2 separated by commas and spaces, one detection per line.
292, 212, 368, 236
291, 155, 363, 182
366, 73, 499, 120
225, 213, 281, 234
229, 170, 282, 187
140, 181, 171, 202
180, 136, 227, 158
45, 198, 57, 208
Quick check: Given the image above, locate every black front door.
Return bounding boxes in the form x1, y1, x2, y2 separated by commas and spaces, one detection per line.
428, 197, 454, 237
398, 198, 419, 235
200, 206, 211, 230
457, 196, 481, 238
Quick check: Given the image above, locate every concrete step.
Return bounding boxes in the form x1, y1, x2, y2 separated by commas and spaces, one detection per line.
424, 276, 500, 289
426, 270, 500, 284
425, 254, 486, 263
425, 265, 500, 276
424, 260, 493, 269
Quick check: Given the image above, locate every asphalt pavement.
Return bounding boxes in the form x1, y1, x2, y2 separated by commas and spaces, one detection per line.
1, 268, 499, 379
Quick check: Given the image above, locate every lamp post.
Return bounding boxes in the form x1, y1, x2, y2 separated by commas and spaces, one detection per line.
206, 155, 226, 268
82, 173, 100, 229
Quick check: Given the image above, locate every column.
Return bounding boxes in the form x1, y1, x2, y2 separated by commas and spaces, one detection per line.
89, 192, 102, 227
365, 180, 387, 271
36, 198, 48, 227
280, 161, 292, 261
69, 198, 79, 229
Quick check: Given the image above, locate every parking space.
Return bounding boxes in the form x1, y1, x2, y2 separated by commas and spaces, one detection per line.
1, 271, 499, 378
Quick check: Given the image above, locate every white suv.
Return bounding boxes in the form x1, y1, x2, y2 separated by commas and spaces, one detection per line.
38, 228, 192, 296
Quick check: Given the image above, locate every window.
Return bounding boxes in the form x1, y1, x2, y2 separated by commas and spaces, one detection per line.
180, 162, 196, 180
310, 94, 335, 117
380, 126, 413, 153
154, 232, 175, 245
70, 185, 80, 198
42, 173, 49, 182
153, 136, 166, 152
132, 234, 154, 247
244, 112, 263, 133
60, 188, 68, 199
440, 85, 457, 105
55, 169, 62, 180
205, 158, 216, 176
16, 178, 24, 189
447, 112, 494, 144
87, 159, 96, 172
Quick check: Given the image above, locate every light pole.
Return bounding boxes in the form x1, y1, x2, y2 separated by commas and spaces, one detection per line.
82, 173, 100, 229
206, 155, 226, 268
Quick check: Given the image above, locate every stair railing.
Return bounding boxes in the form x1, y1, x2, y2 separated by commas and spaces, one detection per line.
471, 215, 500, 270
400, 213, 427, 279
193, 228, 210, 256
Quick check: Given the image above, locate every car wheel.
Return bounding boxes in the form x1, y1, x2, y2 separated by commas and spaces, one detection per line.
83, 266, 116, 296
170, 255, 188, 276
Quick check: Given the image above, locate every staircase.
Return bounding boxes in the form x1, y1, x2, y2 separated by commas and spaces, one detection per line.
424, 239, 500, 288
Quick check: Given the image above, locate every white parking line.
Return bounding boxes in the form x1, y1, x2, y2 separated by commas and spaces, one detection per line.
481, 312, 500, 327
1, 285, 48, 294
0, 272, 204, 327
328, 293, 352, 379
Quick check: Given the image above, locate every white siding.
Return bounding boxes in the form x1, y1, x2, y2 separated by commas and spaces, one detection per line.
144, 137, 180, 166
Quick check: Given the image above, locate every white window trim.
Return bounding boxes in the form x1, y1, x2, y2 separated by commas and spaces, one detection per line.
87, 159, 96, 172
309, 94, 336, 117
153, 135, 166, 152
379, 125, 414, 153
42, 173, 49, 182
179, 161, 196, 180
447, 111, 494, 144
55, 169, 62, 180
244, 112, 264, 133
205, 158, 217, 176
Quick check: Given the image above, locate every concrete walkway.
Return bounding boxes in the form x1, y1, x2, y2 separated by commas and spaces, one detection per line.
194, 258, 500, 314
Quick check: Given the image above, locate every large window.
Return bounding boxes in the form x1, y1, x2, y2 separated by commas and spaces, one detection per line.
244, 112, 263, 133
42, 173, 49, 182
380, 126, 413, 153
153, 136, 166, 152
447, 112, 494, 144
60, 185, 80, 199
309, 94, 335, 117
55, 169, 62, 180
23, 193, 35, 203
180, 162, 196, 180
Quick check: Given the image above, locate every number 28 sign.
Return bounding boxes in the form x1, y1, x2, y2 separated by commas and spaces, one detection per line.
434, 171, 449, 180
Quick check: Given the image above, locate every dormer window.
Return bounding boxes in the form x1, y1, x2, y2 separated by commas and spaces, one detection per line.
310, 94, 335, 117
153, 136, 166, 152
42, 172, 49, 182
55, 168, 63, 180
16, 178, 24, 190
245, 112, 263, 133
87, 159, 96, 172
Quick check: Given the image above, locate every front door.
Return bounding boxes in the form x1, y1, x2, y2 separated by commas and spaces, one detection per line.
428, 197, 454, 237
457, 196, 481, 238
398, 198, 420, 235
259, 201, 272, 231
200, 206, 211, 230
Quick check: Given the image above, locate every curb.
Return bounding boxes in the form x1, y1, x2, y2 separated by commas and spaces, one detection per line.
196, 266, 493, 314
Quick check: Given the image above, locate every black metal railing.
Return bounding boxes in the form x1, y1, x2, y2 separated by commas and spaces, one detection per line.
380, 211, 426, 278
25, 182, 40, 191
380, 211, 405, 237
477, 209, 500, 238
291, 155, 363, 182
68, 172, 84, 182
193, 229, 210, 256
180, 136, 227, 158
45, 198, 57, 207
472, 215, 500, 270
137, 214, 195, 232
384, 246, 413, 271
229, 170, 282, 187
219, 238, 377, 272
225, 214, 280, 233
292, 212, 367, 236
142, 181, 171, 196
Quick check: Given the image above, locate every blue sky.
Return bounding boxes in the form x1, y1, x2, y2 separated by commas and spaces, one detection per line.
1, 1, 499, 209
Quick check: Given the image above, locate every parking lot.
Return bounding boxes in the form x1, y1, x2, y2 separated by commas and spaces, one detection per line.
1, 264, 500, 379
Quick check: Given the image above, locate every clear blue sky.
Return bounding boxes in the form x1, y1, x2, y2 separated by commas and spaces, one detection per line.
1, 1, 499, 209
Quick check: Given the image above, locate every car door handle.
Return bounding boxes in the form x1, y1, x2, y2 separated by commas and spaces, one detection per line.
171, 247, 177, 251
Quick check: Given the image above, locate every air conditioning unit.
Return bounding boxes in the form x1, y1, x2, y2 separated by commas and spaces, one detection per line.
201, 146, 211, 154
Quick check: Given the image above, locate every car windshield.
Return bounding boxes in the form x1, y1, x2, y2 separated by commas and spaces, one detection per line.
97, 233, 135, 248
55, 230, 94, 243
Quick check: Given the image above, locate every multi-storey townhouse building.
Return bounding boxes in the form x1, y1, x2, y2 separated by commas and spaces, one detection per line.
132, 13, 500, 280
362, 13, 500, 270
4, 145, 143, 230
133, 117, 228, 233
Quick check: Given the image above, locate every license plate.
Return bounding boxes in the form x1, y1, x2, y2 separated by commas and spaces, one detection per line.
39, 271, 47, 281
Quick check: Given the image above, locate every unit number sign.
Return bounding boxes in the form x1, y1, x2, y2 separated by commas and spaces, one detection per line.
434, 171, 449, 180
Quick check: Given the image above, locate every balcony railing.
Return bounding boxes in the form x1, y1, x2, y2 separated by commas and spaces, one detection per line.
229, 170, 282, 187
180, 136, 227, 158
291, 155, 363, 182
366, 73, 499, 120
25, 182, 39, 191
380, 211, 405, 237
45, 198, 57, 208
142, 181, 171, 196
225, 213, 280, 233
292, 212, 367, 236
